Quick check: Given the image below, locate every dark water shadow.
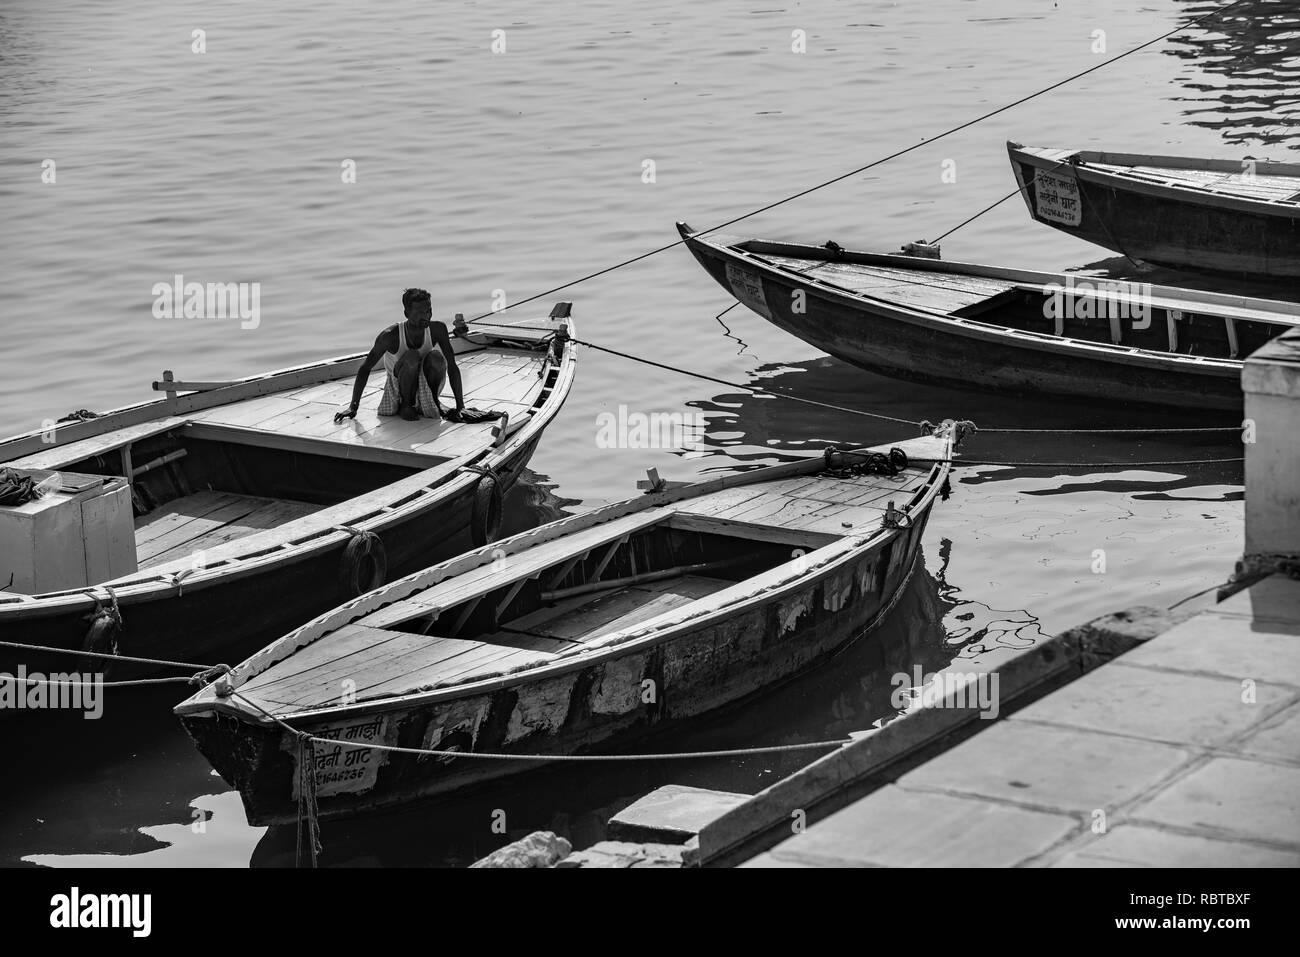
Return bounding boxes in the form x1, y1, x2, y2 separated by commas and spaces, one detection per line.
684, 356, 1243, 493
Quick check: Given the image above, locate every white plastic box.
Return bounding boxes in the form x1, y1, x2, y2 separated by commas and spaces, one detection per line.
0, 471, 137, 594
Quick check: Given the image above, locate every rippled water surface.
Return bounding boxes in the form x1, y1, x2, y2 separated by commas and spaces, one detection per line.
2, 0, 1296, 866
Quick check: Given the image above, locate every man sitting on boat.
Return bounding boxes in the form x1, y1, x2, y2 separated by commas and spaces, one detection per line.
334, 288, 468, 423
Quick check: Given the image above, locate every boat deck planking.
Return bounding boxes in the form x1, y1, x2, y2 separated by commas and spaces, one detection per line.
11, 348, 544, 476
187, 348, 544, 461
758, 255, 1014, 314
1092, 162, 1300, 203
134, 490, 319, 569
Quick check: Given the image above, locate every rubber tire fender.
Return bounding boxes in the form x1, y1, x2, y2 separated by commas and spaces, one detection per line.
340, 531, 387, 598
471, 472, 504, 547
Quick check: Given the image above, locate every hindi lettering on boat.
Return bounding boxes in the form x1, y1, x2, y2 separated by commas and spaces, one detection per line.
1008, 143, 1300, 281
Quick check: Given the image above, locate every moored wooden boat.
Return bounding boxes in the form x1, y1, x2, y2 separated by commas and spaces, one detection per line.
1008, 142, 1300, 280
173, 429, 956, 824
677, 222, 1300, 410
0, 309, 577, 679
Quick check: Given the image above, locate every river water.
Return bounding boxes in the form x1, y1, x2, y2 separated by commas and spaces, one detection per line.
2, 0, 1296, 866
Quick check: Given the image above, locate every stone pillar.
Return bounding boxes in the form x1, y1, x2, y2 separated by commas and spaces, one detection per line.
1242, 327, 1300, 571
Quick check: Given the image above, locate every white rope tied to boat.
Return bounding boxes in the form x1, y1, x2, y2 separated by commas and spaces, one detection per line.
0, 673, 198, 689
228, 689, 853, 763
0, 637, 214, 671
224, 550, 935, 764
570, 335, 1245, 436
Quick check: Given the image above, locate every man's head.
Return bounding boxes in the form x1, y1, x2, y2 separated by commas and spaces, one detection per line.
402, 288, 432, 324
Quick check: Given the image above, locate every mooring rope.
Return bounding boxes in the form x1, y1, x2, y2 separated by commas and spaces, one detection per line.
227, 688, 851, 762
0, 638, 215, 671
930, 158, 1074, 245
563, 335, 1244, 437
571, 337, 919, 425
458, 0, 1249, 325
0, 673, 203, 689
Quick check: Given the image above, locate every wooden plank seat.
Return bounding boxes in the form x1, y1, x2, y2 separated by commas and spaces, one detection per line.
7, 418, 186, 471
674, 474, 921, 537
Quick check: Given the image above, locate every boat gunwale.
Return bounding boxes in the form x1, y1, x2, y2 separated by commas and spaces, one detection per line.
0, 319, 578, 619
175, 438, 952, 723
1008, 142, 1300, 218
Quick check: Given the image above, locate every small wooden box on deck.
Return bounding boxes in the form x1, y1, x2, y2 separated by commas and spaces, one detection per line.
0, 469, 137, 594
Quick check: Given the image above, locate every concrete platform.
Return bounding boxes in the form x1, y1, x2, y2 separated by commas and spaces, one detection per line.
607, 785, 749, 845
743, 575, 1300, 868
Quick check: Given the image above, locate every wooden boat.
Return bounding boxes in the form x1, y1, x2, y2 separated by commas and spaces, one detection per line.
677, 222, 1300, 410
1008, 142, 1300, 280
0, 309, 576, 679
173, 430, 956, 824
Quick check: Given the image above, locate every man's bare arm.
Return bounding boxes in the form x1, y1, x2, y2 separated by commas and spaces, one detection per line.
335, 329, 392, 421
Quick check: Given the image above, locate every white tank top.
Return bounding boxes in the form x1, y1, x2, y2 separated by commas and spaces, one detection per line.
382, 324, 433, 375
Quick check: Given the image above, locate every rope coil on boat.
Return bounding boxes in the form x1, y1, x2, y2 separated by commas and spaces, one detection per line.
337, 526, 387, 598
463, 465, 504, 546
920, 419, 978, 448
56, 409, 100, 423
822, 446, 909, 478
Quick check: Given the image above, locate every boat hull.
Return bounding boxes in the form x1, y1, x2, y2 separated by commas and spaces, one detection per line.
0, 434, 543, 680
681, 231, 1244, 411
1009, 147, 1300, 280
179, 489, 938, 825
